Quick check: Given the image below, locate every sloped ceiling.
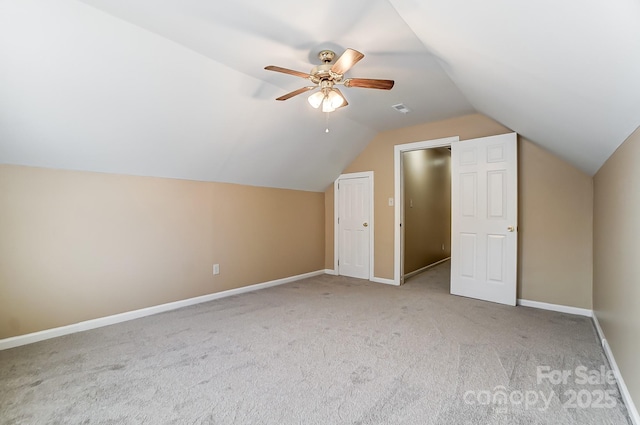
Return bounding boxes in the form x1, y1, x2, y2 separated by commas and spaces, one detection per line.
390, 0, 640, 175
1, 0, 638, 192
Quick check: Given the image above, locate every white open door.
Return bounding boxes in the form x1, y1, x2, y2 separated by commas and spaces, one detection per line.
337, 175, 371, 279
451, 133, 518, 306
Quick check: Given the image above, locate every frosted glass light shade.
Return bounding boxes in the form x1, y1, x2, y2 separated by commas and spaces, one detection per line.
327, 90, 345, 109
308, 91, 324, 108
322, 98, 335, 113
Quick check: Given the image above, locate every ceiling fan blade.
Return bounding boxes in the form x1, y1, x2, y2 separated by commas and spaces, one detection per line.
264, 66, 311, 79
275, 86, 316, 101
344, 78, 395, 90
331, 48, 364, 75
332, 88, 349, 109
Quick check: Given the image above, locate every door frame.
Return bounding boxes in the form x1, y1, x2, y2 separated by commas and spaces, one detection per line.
334, 171, 375, 280
393, 136, 459, 286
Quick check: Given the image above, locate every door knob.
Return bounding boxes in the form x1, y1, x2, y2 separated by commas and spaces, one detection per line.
363, 222, 368, 227
507, 226, 515, 232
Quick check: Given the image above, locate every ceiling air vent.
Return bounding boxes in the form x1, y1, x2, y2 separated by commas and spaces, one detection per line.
391, 103, 410, 114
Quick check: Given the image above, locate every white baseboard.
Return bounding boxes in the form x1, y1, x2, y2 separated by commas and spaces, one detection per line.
371, 276, 398, 286
0, 269, 325, 351
517, 299, 593, 317
323, 268, 395, 285
324, 270, 395, 285
592, 314, 639, 425
404, 257, 450, 280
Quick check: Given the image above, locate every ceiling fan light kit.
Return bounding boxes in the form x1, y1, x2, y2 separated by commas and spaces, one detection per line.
265, 48, 394, 115
306, 79, 346, 112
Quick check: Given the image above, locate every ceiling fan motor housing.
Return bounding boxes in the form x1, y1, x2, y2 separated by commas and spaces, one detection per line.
310, 63, 342, 84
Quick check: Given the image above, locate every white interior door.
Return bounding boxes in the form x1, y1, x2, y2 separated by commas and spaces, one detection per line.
451, 133, 518, 305
338, 176, 371, 279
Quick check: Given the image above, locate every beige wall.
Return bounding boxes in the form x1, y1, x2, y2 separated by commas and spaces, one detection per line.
403, 148, 451, 274
325, 113, 593, 308
593, 126, 640, 407
517, 140, 593, 307
0, 165, 325, 339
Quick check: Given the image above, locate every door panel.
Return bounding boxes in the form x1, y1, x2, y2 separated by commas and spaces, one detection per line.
460, 173, 477, 217
451, 133, 517, 306
459, 233, 477, 278
338, 176, 371, 279
486, 234, 505, 281
487, 170, 506, 218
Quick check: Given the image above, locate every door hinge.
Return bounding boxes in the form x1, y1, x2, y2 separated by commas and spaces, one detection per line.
337, 217, 340, 224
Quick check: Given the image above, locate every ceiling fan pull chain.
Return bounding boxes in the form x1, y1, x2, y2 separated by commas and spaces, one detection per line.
325, 112, 330, 133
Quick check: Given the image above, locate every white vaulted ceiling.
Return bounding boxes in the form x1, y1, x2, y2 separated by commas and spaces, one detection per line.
1, 0, 639, 191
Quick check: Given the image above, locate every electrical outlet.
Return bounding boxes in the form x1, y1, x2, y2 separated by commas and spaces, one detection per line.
213, 264, 220, 275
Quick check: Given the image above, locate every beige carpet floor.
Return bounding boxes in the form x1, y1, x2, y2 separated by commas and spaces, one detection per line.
0, 261, 632, 424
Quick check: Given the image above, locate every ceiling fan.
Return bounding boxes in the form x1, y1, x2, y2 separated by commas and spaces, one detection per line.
265, 48, 394, 113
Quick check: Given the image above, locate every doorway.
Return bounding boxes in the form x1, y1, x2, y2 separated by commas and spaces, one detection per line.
394, 137, 459, 285
402, 147, 452, 282
394, 134, 518, 306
